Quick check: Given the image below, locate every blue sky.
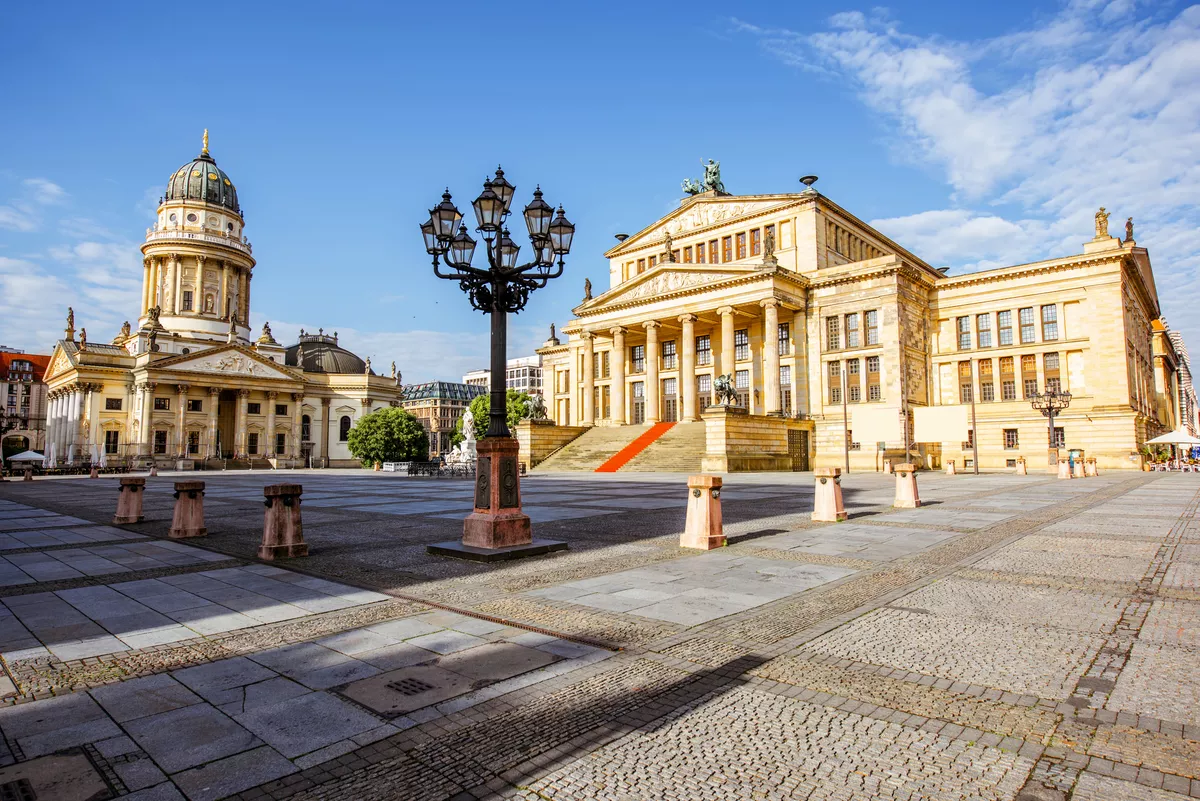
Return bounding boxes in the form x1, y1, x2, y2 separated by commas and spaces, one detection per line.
2, 0, 1197, 380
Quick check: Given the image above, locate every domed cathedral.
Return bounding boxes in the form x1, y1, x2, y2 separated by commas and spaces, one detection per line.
41, 132, 404, 469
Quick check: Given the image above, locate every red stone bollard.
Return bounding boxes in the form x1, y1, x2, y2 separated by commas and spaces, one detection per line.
894, 463, 922, 508
114, 477, 146, 524
89, 466, 99, 479
812, 467, 847, 522
170, 481, 207, 539
1072, 459, 1086, 479
681, 475, 724, 550
944, 460, 956, 475
1085, 458, 1099, 477
883, 461, 893, 474
260, 484, 307, 560
23, 467, 33, 482
1016, 458, 1028, 476
1057, 459, 1073, 480
149, 465, 159, 477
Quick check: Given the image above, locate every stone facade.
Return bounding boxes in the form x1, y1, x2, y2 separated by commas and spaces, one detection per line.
538, 186, 1185, 471
41, 134, 403, 468
0, 351, 50, 456
400, 381, 486, 458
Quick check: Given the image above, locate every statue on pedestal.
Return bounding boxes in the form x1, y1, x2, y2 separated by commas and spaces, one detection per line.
583, 277, 592, 301
364, 357, 372, 375
527, 394, 547, 420
714, 373, 738, 405
447, 407, 478, 467
1125, 217, 1135, 243
1095, 207, 1109, 239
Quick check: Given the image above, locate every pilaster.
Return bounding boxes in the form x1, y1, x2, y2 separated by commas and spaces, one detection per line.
762, 299, 781, 414
581, 332, 595, 425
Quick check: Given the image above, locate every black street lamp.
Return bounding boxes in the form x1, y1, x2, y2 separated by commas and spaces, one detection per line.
422, 168, 574, 558
1030, 389, 1072, 464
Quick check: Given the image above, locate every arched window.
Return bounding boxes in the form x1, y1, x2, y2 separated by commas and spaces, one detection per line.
301, 415, 311, 441
339, 416, 352, 441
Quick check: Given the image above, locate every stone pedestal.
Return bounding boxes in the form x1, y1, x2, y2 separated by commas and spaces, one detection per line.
812, 467, 847, 522
430, 437, 566, 561
170, 481, 207, 539
260, 484, 307, 559
23, 467, 33, 481
1016, 458, 1028, 476
883, 461, 893, 474
114, 477, 146, 524
1057, 459, 1073, 480
149, 466, 159, 477
894, 463, 921, 508
1072, 460, 1085, 478
945, 460, 956, 475
1085, 458, 1098, 477
1046, 448, 1060, 474
681, 475, 724, 550
89, 466, 98, 479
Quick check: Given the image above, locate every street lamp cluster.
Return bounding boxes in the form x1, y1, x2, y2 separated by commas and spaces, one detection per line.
1030, 388, 1072, 460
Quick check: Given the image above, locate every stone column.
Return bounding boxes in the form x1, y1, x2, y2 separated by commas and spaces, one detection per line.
194, 256, 205, 314
141, 258, 152, 314
566, 345, 577, 426
718, 306, 736, 380
239, 270, 250, 324
791, 308, 806, 416
124, 383, 136, 456
171, 253, 183, 314
610, 327, 627, 424
581, 332, 595, 425
176, 384, 189, 457
762, 299, 781, 414
139, 382, 155, 456
207, 387, 220, 458
85, 383, 101, 455
679, 314, 698, 422
266, 391, 278, 460
320, 398, 331, 465
151, 258, 163, 308
644, 321, 661, 424
220, 263, 232, 319
235, 389, 249, 458
46, 393, 58, 456
291, 393, 303, 458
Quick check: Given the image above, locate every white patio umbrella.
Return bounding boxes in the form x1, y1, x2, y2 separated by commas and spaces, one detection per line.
91, 443, 101, 465
46, 442, 57, 469
1145, 429, 1200, 446
99, 446, 108, 469
7, 450, 44, 463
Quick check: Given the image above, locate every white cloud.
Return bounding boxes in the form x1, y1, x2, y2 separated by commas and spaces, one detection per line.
0, 205, 36, 232
737, 1, 1200, 348
0, 178, 68, 232
22, 178, 66, 205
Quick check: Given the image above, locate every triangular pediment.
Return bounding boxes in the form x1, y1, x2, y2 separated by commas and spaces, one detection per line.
605, 194, 802, 257
579, 263, 760, 312
148, 344, 304, 383
45, 343, 76, 380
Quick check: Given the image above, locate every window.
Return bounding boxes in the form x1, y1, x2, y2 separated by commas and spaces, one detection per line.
1019, 307, 1035, 343
698, 374, 712, 395
1046, 377, 1061, 393
750, 228, 761, 256
977, 314, 992, 348
846, 313, 860, 348
602, 351, 610, 378
778, 322, 790, 355
276, 433, 286, 454
868, 384, 881, 401
683, 246, 692, 263
866, 310, 879, 345
957, 317, 971, 350
1044, 352, 1059, 370
736, 232, 747, 259
275, 404, 288, 416
696, 243, 706, 264
248, 433, 259, 455
847, 358, 860, 375
338, 416, 352, 441
734, 329, 749, 361
829, 361, 842, 405
1002, 381, 1016, 401
187, 399, 203, 412
302, 415, 311, 441
153, 430, 167, 454
631, 345, 645, 373
187, 431, 200, 454
981, 383, 995, 402
182, 290, 193, 311
998, 310, 1013, 346
105, 430, 119, 454
105, 398, 122, 411
709, 239, 719, 263
980, 359, 994, 402
735, 370, 749, 389
964, 429, 974, 450
696, 335, 712, 366
826, 317, 841, 350
722, 236, 732, 262
1024, 378, 1039, 398
1052, 426, 1065, 448
637, 258, 646, 274
780, 365, 792, 410
671, 250, 680, 263
153, 397, 170, 411
662, 340, 676, 370
1004, 429, 1019, 449
1041, 305, 1058, 341
849, 383, 861, 403
247, 403, 261, 415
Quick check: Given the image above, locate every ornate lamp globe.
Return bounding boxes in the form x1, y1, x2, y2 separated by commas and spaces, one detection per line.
548, 206, 575, 254
429, 190, 462, 242
472, 181, 504, 232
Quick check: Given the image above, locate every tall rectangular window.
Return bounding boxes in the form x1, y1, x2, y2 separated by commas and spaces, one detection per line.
696, 242, 706, 263
601, 351, 610, 378
735, 328, 749, 361
998, 310, 1013, 346
637, 258, 646, 274
696, 335, 712, 366
957, 317, 971, 350
105, 430, 119, 454
865, 310, 879, 345
105, 398, 122, 411
1041, 305, 1058, 341
153, 430, 167, 454
780, 365, 792, 411
709, 239, 719, 263
977, 314, 992, 348
662, 340, 676, 370
683, 246, 692, 263
1053, 427, 1065, 448
980, 359, 994, 402
959, 361, 974, 403
750, 228, 761, 256
182, 291, 193, 311
1044, 352, 1061, 393
248, 433, 259, 455
187, 431, 200, 454
778, 322, 790, 355
826, 317, 841, 350
1004, 429, 1019, 449
829, 361, 842, 405
187, 399, 203, 412
736, 232, 747, 259
722, 236, 733, 262
846, 313, 860, 348
1019, 307, 1036, 343
648, 255, 657, 269
275, 433, 286, 454
632, 345, 645, 373
698, 374, 711, 396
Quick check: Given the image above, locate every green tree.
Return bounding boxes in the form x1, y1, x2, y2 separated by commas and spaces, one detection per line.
450, 390, 532, 446
346, 407, 429, 466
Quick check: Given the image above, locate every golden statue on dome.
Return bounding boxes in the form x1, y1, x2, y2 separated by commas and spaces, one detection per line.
202, 129, 209, 156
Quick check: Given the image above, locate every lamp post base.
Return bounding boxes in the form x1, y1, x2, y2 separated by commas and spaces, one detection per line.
461, 436, 536, 549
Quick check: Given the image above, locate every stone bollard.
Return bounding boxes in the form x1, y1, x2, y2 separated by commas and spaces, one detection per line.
1016, 458, 1028, 476
260, 484, 307, 560
169, 481, 207, 539
894, 463, 922, 508
1057, 459, 1073, 480
1072, 459, 1085, 479
681, 475, 724, 550
812, 468, 847, 522
114, 477, 146, 524
883, 461, 893, 474
89, 466, 99, 479
1085, 458, 1098, 477
945, 460, 956, 476
149, 465, 158, 477
23, 467, 33, 481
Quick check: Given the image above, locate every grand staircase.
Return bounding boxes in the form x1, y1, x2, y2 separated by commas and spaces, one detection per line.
532, 422, 706, 473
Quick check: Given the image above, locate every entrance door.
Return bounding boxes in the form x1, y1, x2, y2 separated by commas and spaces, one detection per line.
788, 429, 809, 471
661, 378, 677, 423
218, 390, 237, 458
301, 442, 314, 468
632, 382, 645, 425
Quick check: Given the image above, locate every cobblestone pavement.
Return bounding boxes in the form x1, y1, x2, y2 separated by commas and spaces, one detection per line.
0, 469, 1198, 800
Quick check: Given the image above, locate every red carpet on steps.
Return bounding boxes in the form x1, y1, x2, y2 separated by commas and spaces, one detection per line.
594, 422, 676, 473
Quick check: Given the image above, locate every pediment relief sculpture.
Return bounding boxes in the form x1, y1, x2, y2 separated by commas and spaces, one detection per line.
616, 270, 740, 302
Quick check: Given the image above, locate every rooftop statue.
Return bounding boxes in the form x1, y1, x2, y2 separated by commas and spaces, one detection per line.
1125, 217, 1135, 243
583, 277, 592, 301
1095, 207, 1109, 239
681, 160, 726, 196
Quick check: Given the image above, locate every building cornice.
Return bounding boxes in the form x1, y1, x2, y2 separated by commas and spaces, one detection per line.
572, 266, 810, 319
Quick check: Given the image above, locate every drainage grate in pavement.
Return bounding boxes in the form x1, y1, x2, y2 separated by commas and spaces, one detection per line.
386, 677, 437, 696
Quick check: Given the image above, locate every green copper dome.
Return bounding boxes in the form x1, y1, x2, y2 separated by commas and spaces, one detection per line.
165, 131, 241, 213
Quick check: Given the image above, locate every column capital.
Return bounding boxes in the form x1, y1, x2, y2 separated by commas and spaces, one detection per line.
716, 306, 735, 317
291, 392, 304, 402
266, 390, 278, 400
360, 397, 372, 407
608, 326, 626, 337
760, 297, 781, 310
176, 384, 190, 396
208, 386, 221, 397
167, 252, 179, 263
642, 320, 662, 331
321, 397, 331, 407
143, 257, 152, 268
237, 388, 251, 399
678, 314, 697, 324
579, 330, 594, 340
